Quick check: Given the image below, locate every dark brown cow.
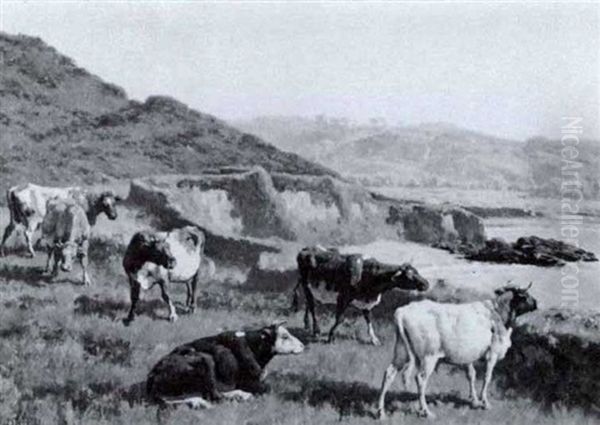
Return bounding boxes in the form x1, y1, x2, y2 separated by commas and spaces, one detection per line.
295, 246, 430, 345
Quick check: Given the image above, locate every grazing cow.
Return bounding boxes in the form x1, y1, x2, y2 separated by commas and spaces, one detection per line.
40, 199, 92, 286
377, 284, 537, 419
295, 246, 430, 345
123, 226, 205, 324
0, 183, 121, 257
146, 323, 305, 409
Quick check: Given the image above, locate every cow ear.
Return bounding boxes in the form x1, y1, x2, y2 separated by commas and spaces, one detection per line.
187, 232, 199, 247
115, 195, 124, 202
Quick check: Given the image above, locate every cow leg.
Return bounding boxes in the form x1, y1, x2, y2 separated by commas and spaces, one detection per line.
159, 281, 178, 322
79, 241, 91, 286
125, 278, 141, 325
45, 246, 54, 273
303, 285, 319, 336
187, 272, 199, 313
290, 281, 301, 312
415, 355, 438, 419
362, 309, 381, 346
377, 332, 410, 419
466, 363, 482, 408
51, 246, 60, 277
480, 354, 498, 410
79, 254, 92, 286
327, 296, 350, 343
377, 364, 398, 420
24, 228, 35, 257
0, 222, 16, 256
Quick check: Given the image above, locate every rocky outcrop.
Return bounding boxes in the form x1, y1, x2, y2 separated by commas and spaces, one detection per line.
463, 236, 597, 266
402, 204, 486, 247
497, 309, 600, 409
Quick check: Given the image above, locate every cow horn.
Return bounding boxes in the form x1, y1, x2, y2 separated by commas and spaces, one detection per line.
525, 281, 533, 291
272, 320, 287, 327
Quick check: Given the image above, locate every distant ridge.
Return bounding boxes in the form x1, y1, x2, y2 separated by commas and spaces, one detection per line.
237, 116, 599, 198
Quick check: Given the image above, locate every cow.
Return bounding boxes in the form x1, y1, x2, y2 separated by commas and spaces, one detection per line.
146, 322, 305, 409
40, 199, 92, 286
377, 283, 537, 419
0, 183, 121, 257
122, 226, 205, 325
295, 246, 430, 345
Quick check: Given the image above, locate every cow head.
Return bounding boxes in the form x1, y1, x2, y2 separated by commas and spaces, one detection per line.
149, 239, 176, 270
495, 282, 537, 320
391, 263, 429, 292
262, 322, 304, 355
55, 240, 78, 272
97, 191, 121, 220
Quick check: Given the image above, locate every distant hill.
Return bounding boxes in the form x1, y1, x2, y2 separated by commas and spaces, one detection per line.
237, 117, 599, 198
0, 33, 335, 194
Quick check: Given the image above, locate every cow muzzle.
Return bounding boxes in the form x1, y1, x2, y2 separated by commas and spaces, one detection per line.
166, 258, 176, 269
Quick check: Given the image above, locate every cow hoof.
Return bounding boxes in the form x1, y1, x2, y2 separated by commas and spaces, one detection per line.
371, 337, 382, 346
470, 399, 483, 409
169, 314, 178, 323
481, 400, 491, 410
417, 408, 435, 419
376, 408, 387, 420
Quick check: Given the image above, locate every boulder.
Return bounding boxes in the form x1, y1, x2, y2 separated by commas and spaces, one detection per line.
402, 204, 486, 247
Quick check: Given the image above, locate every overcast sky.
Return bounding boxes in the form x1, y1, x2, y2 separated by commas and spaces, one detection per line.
1, 1, 598, 140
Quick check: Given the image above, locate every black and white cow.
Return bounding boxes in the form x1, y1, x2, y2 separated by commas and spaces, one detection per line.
146, 323, 305, 409
122, 226, 205, 324
295, 246, 430, 345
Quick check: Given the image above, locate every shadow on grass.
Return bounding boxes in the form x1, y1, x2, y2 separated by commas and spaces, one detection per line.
0, 264, 49, 287
270, 371, 471, 419
74, 293, 208, 324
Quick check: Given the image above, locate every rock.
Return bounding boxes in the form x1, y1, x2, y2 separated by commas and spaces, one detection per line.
463, 235, 596, 266
403, 204, 486, 247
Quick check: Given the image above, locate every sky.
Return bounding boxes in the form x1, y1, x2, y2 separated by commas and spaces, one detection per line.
1, 1, 599, 140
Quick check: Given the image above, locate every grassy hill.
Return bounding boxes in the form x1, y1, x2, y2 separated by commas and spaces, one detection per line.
237, 117, 600, 198
0, 33, 335, 195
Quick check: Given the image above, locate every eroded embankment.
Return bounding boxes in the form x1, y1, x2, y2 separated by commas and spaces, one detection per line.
496, 309, 600, 410
126, 167, 487, 271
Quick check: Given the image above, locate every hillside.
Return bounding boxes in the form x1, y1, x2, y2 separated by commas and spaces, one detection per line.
237, 117, 600, 198
0, 33, 335, 194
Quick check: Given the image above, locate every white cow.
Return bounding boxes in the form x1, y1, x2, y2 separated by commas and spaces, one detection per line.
40, 199, 92, 286
123, 226, 205, 324
1, 183, 121, 257
377, 284, 537, 419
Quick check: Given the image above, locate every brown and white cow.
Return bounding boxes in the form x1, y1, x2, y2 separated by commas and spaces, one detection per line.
0, 183, 121, 257
122, 226, 205, 325
40, 199, 92, 286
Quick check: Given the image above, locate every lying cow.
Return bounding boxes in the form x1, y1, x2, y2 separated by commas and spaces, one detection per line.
146, 323, 305, 409
377, 283, 537, 419
123, 226, 205, 324
1, 183, 121, 257
295, 246, 430, 345
40, 199, 92, 286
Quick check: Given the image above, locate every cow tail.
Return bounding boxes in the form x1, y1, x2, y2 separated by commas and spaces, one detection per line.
394, 312, 416, 389
6, 189, 21, 224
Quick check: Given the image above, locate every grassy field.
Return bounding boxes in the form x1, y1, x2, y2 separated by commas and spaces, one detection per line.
1, 229, 598, 425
